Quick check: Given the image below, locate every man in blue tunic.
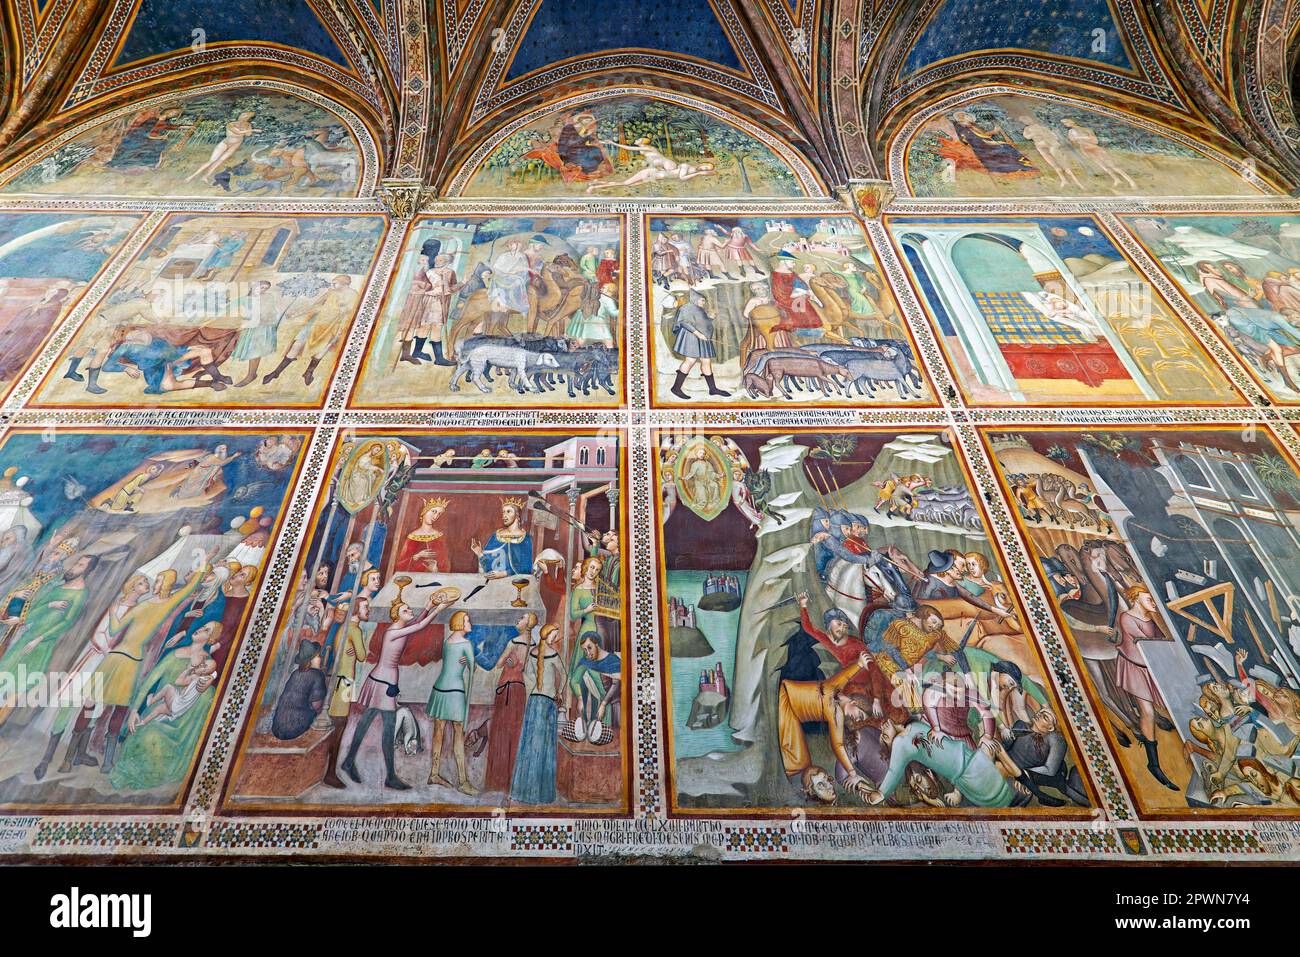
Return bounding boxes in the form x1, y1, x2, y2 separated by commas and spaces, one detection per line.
100, 329, 226, 396
468, 498, 535, 669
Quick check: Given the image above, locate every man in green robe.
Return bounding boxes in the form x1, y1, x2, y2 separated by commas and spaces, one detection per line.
863, 717, 1028, 808
834, 262, 876, 318
109, 620, 222, 794
0, 554, 95, 695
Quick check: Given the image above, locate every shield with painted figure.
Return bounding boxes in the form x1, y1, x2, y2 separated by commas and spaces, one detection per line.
336, 439, 391, 515
673, 436, 732, 521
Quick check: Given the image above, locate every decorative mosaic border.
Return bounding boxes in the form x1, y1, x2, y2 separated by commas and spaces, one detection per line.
468, 0, 781, 122
14, 0, 77, 87
1174, 0, 1230, 78
67, 0, 384, 112
830, 0, 881, 179
184, 425, 340, 816
1240, 0, 1300, 161
882, 0, 1180, 112
762, 0, 816, 82
441, 0, 491, 73
394, 0, 434, 181
355, 0, 402, 75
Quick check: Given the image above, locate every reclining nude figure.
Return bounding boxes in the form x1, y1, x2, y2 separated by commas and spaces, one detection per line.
585, 138, 716, 193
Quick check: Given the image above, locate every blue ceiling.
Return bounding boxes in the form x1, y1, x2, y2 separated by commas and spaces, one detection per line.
904, 0, 1133, 75
506, 0, 744, 80
114, 0, 350, 69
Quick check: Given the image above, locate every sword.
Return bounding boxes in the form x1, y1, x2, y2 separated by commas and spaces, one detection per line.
758, 595, 800, 615
951, 617, 980, 673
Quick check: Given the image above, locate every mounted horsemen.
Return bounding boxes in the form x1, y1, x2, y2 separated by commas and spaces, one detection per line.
785, 462, 1046, 752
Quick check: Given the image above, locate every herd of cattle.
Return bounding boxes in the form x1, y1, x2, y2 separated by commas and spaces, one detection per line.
742, 337, 923, 401
442, 332, 924, 402
449, 333, 618, 397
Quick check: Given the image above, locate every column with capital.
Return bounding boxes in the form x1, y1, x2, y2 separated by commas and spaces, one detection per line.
605, 481, 619, 523
561, 484, 581, 689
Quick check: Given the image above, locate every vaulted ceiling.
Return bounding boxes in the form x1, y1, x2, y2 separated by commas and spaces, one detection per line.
0, 0, 1297, 194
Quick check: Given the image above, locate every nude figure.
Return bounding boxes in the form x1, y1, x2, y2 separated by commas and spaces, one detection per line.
185, 111, 262, 183
1014, 115, 1083, 189
585, 138, 716, 192
1060, 118, 1138, 191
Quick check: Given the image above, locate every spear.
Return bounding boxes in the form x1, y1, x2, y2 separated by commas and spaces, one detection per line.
527, 491, 605, 541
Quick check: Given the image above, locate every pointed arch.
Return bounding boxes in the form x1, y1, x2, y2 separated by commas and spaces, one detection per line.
443, 87, 826, 197
887, 86, 1272, 197
0, 78, 380, 198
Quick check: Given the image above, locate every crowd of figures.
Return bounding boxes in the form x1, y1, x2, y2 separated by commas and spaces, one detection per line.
778, 502, 1086, 808
0, 433, 297, 803
253, 438, 624, 808
380, 230, 621, 403
1007, 472, 1115, 534
1035, 538, 1300, 806
43, 214, 384, 405
994, 430, 1300, 810
661, 431, 1087, 811
650, 219, 924, 404
1129, 215, 1300, 403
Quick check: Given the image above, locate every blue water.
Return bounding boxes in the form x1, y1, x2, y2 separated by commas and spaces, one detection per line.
667, 569, 747, 760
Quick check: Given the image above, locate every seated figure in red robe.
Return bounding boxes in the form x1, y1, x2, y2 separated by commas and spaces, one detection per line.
394, 497, 449, 574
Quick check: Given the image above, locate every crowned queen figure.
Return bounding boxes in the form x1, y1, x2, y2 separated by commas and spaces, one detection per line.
395, 497, 449, 573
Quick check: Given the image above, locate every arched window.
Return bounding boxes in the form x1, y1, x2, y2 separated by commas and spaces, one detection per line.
596, 447, 606, 466
1173, 453, 1212, 490
579, 447, 590, 466
1221, 463, 1254, 498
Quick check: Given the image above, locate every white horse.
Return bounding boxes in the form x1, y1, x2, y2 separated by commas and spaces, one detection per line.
823, 557, 899, 629
301, 138, 359, 184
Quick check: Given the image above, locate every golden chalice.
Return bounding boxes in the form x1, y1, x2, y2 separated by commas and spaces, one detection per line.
510, 577, 531, 607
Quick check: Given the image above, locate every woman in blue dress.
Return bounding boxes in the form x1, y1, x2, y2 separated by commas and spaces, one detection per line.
510, 624, 566, 805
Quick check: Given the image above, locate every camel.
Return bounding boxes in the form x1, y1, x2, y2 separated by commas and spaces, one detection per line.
445, 256, 592, 359
807, 274, 856, 342
739, 298, 792, 361
1049, 482, 1097, 529
531, 255, 594, 335
737, 276, 858, 360
1036, 474, 1106, 531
